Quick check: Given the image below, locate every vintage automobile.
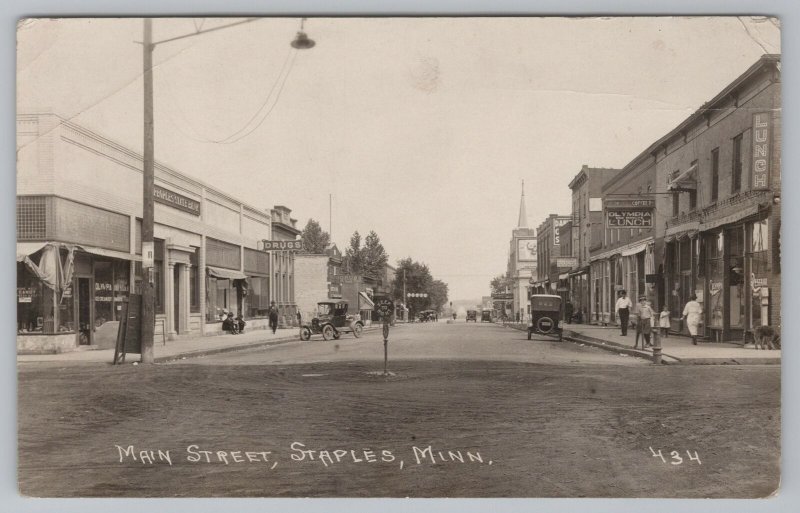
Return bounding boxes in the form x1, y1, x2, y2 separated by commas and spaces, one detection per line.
300, 301, 364, 341
481, 310, 492, 323
466, 310, 478, 322
527, 294, 563, 341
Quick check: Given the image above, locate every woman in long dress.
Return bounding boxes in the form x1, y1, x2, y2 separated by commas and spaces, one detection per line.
682, 294, 703, 345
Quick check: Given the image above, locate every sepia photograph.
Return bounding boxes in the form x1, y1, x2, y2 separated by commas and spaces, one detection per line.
15, 16, 782, 499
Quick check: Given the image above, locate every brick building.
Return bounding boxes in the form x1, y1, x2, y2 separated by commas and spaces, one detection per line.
564, 166, 621, 321
532, 214, 570, 298
660, 54, 781, 342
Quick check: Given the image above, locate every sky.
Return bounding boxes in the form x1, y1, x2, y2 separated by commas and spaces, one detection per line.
16, 17, 780, 301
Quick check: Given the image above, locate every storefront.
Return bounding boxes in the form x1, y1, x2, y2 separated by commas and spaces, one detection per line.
17, 242, 137, 352
16, 114, 293, 352
567, 268, 589, 323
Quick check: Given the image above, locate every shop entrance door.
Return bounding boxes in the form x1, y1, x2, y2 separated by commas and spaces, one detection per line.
77, 277, 93, 345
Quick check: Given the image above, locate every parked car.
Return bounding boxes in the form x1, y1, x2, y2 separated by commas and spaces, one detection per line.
527, 294, 563, 341
300, 301, 364, 341
466, 310, 478, 322
481, 310, 492, 323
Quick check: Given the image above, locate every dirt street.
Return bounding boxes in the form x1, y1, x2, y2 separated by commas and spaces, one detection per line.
18, 323, 780, 498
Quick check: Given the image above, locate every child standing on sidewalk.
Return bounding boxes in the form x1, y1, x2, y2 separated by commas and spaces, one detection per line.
659, 305, 670, 338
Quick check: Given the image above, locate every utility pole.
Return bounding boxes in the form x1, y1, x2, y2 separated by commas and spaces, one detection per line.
140, 18, 155, 363
403, 268, 406, 321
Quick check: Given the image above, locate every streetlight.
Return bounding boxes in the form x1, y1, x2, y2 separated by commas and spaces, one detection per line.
139, 18, 314, 363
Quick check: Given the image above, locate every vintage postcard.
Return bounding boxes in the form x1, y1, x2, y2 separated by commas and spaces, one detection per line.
16, 17, 781, 498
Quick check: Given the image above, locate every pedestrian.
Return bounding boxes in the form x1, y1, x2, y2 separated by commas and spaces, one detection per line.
222, 312, 239, 335
659, 305, 670, 338
615, 290, 633, 336
268, 301, 279, 334
296, 311, 302, 327
236, 315, 246, 334
565, 301, 574, 324
635, 296, 654, 348
682, 294, 703, 345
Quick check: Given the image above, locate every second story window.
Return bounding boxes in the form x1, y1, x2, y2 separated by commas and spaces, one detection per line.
711, 147, 720, 201
672, 192, 679, 218
732, 133, 743, 193
689, 160, 698, 210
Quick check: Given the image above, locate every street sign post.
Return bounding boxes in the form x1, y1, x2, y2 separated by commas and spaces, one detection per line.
375, 298, 394, 376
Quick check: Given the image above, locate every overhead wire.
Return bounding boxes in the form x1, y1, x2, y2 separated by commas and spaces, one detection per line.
159, 46, 297, 145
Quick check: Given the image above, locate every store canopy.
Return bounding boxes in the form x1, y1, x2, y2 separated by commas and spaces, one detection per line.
16, 242, 48, 262
667, 162, 698, 191
358, 291, 375, 310
621, 242, 649, 257
77, 244, 141, 262
558, 273, 570, 280
700, 204, 761, 232
207, 266, 247, 280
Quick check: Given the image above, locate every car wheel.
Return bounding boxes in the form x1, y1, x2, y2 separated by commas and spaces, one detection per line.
352, 323, 363, 338
300, 327, 311, 341
322, 324, 335, 341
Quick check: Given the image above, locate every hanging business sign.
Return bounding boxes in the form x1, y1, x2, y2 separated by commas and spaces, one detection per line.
261, 240, 303, 251
752, 112, 771, 190
553, 218, 569, 245
154, 185, 201, 216
605, 198, 654, 229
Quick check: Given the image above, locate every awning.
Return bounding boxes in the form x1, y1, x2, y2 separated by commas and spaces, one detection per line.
358, 291, 374, 310
700, 204, 761, 232
568, 266, 590, 277
621, 242, 649, 257
667, 162, 698, 190
77, 244, 141, 262
558, 273, 570, 280
207, 266, 248, 280
16, 242, 48, 262
665, 221, 701, 241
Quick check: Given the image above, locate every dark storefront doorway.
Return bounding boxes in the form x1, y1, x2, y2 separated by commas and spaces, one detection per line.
173, 270, 181, 334
77, 277, 92, 345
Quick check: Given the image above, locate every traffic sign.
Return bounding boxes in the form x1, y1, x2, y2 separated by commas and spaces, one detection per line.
376, 298, 394, 318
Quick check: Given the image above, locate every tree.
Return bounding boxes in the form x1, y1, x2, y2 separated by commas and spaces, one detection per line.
428, 279, 449, 313
362, 230, 388, 278
393, 258, 448, 318
300, 219, 330, 254
490, 274, 514, 295
343, 231, 363, 274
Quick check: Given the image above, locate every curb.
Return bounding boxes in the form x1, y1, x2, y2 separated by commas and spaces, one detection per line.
563, 331, 780, 365
563, 332, 669, 363
155, 325, 385, 363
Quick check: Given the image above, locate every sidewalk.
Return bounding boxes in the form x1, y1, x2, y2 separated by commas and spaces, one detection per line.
17, 324, 383, 365
562, 323, 781, 365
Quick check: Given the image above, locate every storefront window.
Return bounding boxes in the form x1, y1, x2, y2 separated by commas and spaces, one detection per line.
728, 227, 745, 328
749, 219, 769, 328
247, 276, 269, 318
112, 260, 130, 321
707, 232, 724, 328
57, 279, 75, 333
18, 264, 55, 334
206, 277, 232, 321
94, 261, 113, 328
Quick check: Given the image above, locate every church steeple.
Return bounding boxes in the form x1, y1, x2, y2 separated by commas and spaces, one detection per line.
517, 179, 528, 228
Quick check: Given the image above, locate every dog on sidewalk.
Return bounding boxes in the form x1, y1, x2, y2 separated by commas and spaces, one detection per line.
754, 325, 780, 350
